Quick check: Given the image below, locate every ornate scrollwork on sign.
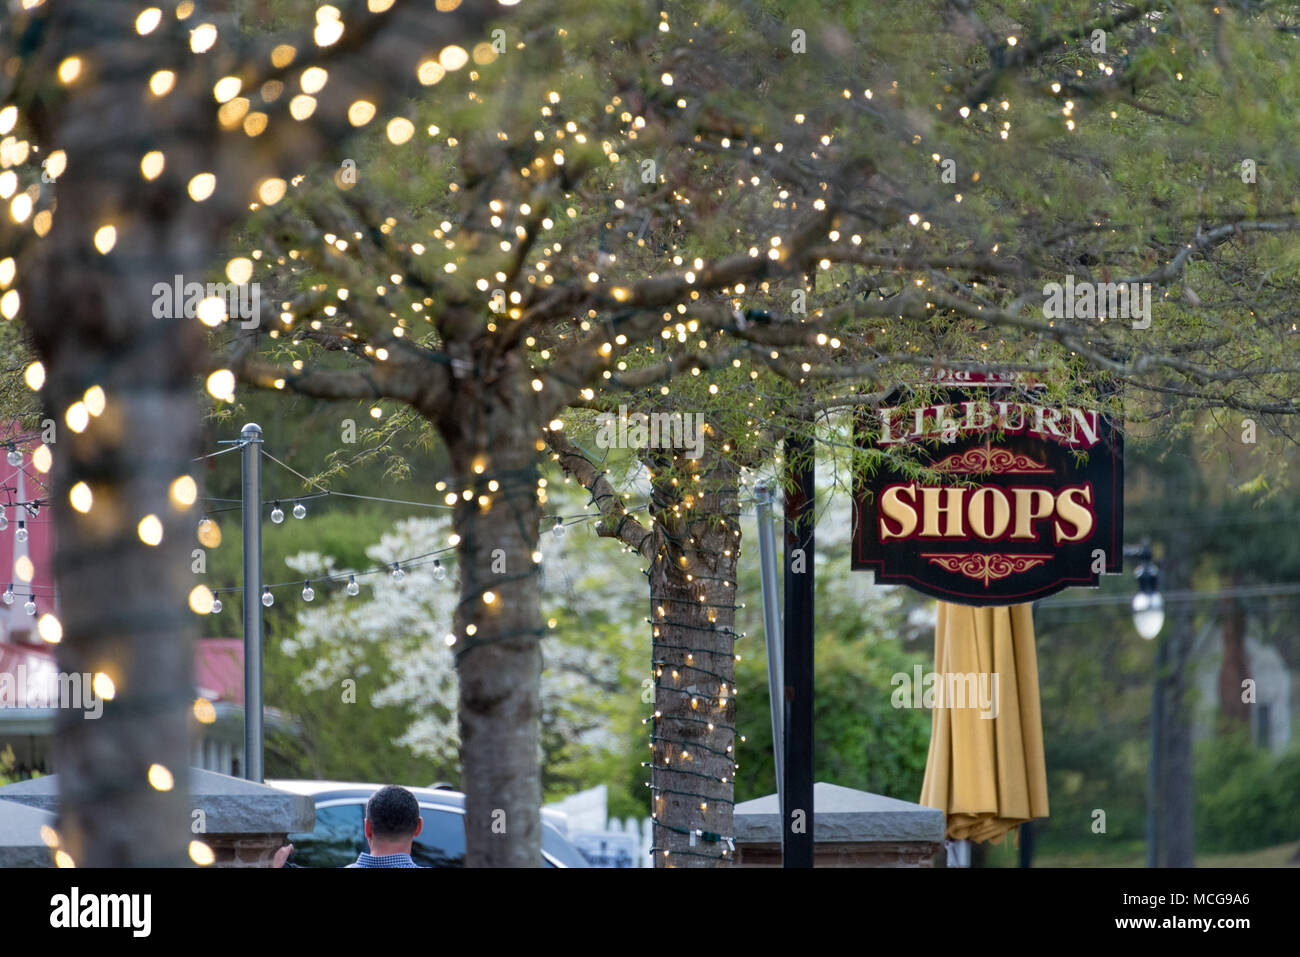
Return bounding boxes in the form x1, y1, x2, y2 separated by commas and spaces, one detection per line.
931, 446, 1052, 474
920, 552, 1052, 586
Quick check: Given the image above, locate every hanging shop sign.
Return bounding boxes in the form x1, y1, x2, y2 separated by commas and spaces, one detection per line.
851, 370, 1123, 605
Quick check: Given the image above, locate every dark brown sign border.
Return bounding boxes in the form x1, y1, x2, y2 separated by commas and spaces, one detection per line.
851, 372, 1123, 605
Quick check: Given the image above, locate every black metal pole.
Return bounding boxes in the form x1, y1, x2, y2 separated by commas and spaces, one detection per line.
1018, 821, 1034, 867
240, 423, 264, 782
782, 432, 815, 868
1148, 632, 1165, 868
1124, 541, 1162, 869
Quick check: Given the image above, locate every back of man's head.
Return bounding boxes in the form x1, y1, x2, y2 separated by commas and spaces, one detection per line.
366, 785, 421, 841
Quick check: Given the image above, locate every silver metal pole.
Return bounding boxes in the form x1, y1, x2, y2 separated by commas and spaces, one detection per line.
240, 423, 264, 782
753, 482, 784, 808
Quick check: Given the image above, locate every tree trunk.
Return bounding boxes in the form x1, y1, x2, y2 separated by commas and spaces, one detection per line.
1217, 585, 1252, 733
15, 4, 234, 866
647, 445, 740, 866
437, 379, 543, 867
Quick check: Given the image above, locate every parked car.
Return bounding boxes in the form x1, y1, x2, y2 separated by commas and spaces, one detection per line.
267, 780, 589, 868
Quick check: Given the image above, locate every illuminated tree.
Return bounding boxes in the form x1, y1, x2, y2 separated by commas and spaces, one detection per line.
0, 0, 509, 867
11, 0, 1300, 870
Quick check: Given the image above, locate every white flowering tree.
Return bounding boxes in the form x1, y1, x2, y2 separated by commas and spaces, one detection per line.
280, 509, 638, 786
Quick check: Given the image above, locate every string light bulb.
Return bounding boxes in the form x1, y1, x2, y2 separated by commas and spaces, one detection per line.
432, 560, 446, 582
346, 574, 359, 596
391, 562, 405, 581
1, 584, 11, 605
261, 586, 274, 607
0, 511, 7, 531
292, 501, 307, 520
15, 521, 26, 543
6, 445, 19, 466
24, 597, 35, 616
210, 597, 222, 614
552, 518, 565, 538
301, 581, 314, 602
270, 502, 285, 524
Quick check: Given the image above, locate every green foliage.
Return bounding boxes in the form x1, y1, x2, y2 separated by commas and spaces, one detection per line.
0, 744, 39, 785
535, 547, 653, 811
197, 504, 455, 784
56, 0, 1300, 842
0, 319, 42, 430
264, 637, 450, 786
1195, 733, 1300, 854
733, 469, 933, 802
737, 630, 933, 802
194, 383, 453, 782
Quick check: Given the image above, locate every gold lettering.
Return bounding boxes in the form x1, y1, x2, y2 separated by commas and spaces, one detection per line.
879, 484, 918, 540
968, 487, 1011, 540
1011, 488, 1055, 540
920, 487, 966, 537
1054, 486, 1094, 543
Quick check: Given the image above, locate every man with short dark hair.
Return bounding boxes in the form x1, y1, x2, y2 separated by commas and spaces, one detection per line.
271, 784, 426, 868
346, 785, 424, 868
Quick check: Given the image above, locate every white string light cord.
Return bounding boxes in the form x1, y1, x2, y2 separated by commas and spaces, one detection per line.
1, 441, 51, 518
259, 447, 454, 511
191, 441, 247, 462
201, 504, 649, 609
0, 442, 53, 618
192, 441, 649, 611
259, 445, 650, 525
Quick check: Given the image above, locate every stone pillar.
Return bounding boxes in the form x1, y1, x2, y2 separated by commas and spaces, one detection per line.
206, 833, 292, 868
733, 781, 945, 867
0, 768, 314, 868
0, 798, 58, 867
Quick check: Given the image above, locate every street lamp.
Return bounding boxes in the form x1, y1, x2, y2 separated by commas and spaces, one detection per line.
1130, 549, 1164, 640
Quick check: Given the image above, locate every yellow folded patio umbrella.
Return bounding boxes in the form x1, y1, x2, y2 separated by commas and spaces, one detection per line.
919, 601, 1049, 844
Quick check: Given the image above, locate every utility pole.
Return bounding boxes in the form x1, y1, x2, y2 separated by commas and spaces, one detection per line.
240, 423, 264, 782
753, 482, 784, 810
782, 432, 815, 868
1124, 540, 1165, 867
1148, 631, 1166, 867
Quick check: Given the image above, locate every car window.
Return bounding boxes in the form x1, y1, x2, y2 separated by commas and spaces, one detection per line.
288, 802, 365, 868
289, 795, 584, 867
410, 806, 467, 868
542, 823, 588, 868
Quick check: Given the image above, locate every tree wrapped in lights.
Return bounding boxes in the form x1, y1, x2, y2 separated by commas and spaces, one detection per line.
0, 0, 514, 867
11, 0, 1300, 870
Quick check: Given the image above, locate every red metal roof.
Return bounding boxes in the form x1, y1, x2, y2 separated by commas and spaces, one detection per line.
0, 638, 244, 708
193, 638, 244, 704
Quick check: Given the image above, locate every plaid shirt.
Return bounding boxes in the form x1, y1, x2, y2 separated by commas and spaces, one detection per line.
346, 852, 421, 868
